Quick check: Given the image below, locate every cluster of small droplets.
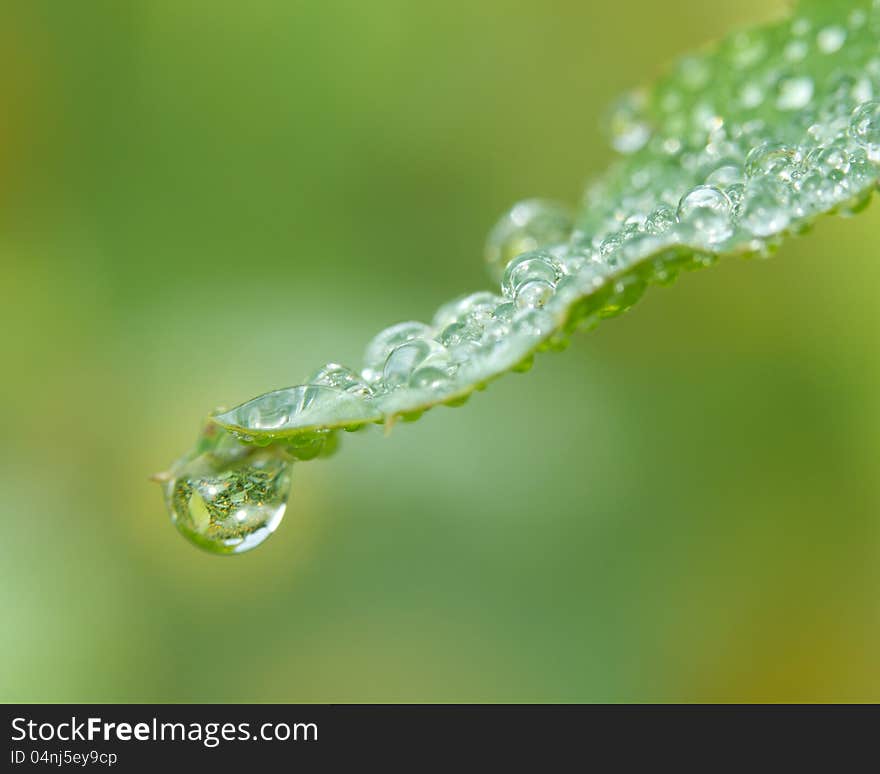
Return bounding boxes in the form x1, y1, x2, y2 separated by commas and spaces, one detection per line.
162, 0, 880, 554
578, 2, 880, 264
211, 0, 880, 469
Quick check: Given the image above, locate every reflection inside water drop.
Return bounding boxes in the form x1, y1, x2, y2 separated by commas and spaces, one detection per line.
163, 434, 292, 555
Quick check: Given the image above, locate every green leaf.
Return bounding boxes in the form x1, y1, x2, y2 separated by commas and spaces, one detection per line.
160, 0, 880, 553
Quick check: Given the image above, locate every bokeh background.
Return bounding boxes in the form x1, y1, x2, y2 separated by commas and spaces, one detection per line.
2, 0, 878, 703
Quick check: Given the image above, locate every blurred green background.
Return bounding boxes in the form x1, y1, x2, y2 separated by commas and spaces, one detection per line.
2, 0, 878, 703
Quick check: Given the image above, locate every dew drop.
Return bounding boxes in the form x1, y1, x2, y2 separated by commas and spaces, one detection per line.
645, 205, 677, 235
676, 185, 733, 244
484, 200, 573, 282
784, 40, 808, 63
725, 183, 746, 213
363, 321, 433, 376
382, 339, 449, 389
791, 18, 810, 37
457, 291, 505, 323
164, 442, 291, 555
309, 363, 373, 397
797, 167, 838, 209
215, 385, 376, 435
776, 76, 814, 111
492, 300, 516, 323
745, 142, 800, 179
606, 91, 652, 154
558, 246, 592, 275
706, 163, 744, 188
410, 365, 452, 391
501, 250, 561, 298
599, 231, 627, 259
439, 319, 482, 349
514, 279, 555, 310
849, 102, 880, 161
623, 213, 647, 233
808, 141, 851, 174
817, 26, 846, 54
511, 308, 555, 339
284, 431, 334, 461
853, 76, 874, 105
738, 178, 791, 237
845, 146, 877, 191
740, 82, 765, 108
848, 9, 867, 30
433, 291, 503, 329
677, 56, 711, 91
791, 16, 813, 38
726, 31, 767, 69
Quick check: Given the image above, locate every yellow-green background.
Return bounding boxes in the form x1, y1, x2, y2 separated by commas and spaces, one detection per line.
2, 0, 878, 702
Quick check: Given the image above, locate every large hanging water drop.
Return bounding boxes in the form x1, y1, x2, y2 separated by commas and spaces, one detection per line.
161, 429, 292, 555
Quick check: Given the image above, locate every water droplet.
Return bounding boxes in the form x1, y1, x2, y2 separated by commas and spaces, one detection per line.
808, 141, 851, 173
309, 363, 373, 397
410, 365, 452, 391
599, 231, 627, 260
706, 163, 744, 188
844, 147, 877, 195
439, 319, 481, 349
692, 102, 723, 133
726, 31, 767, 69
849, 101, 880, 161
492, 301, 516, 323
623, 213, 647, 233
606, 91, 652, 154
501, 250, 561, 298
284, 430, 335, 461
514, 279, 555, 310
484, 200, 573, 282
738, 178, 791, 237
853, 76, 874, 105
511, 308, 555, 339
776, 76, 814, 111
740, 82, 765, 108
677, 56, 711, 91
215, 385, 376, 435
784, 40, 808, 63
645, 205, 677, 235
383, 339, 449, 389
791, 18, 810, 37
676, 185, 733, 244
849, 9, 867, 29
725, 183, 746, 213
817, 26, 846, 54
558, 246, 592, 275
798, 167, 839, 209
363, 321, 433, 375
164, 444, 291, 555
433, 291, 503, 329
745, 142, 800, 179
456, 291, 505, 323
